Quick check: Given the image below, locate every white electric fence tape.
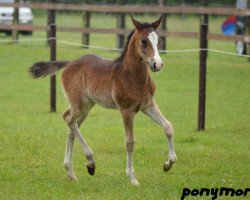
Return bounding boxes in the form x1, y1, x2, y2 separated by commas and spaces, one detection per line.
1, 37, 250, 58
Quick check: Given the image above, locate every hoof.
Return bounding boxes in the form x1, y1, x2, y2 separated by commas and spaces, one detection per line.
68, 174, 77, 181
131, 179, 140, 186
163, 161, 172, 172
87, 163, 95, 176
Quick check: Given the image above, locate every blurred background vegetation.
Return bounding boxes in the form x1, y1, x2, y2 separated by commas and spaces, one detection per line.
26, 0, 237, 7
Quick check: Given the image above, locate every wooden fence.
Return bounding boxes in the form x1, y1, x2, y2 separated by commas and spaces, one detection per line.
0, 2, 250, 15
0, 2, 250, 46
1, 2, 249, 130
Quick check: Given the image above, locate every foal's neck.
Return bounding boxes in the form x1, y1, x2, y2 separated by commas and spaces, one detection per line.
122, 36, 149, 82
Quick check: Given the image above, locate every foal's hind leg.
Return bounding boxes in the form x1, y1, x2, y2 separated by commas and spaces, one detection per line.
64, 125, 77, 181
143, 100, 177, 171
74, 112, 95, 176
63, 104, 95, 180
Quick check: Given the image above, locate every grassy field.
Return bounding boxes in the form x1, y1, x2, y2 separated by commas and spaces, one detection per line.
0, 13, 250, 199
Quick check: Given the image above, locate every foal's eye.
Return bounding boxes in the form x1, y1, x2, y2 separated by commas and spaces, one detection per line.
140, 39, 147, 46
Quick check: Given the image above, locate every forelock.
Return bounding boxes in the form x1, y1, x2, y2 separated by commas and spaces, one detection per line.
140, 22, 152, 29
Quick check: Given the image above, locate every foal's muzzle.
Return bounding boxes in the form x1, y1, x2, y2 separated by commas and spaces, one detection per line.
150, 61, 163, 72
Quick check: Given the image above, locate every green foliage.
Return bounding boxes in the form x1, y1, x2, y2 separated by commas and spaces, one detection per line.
27, 0, 236, 7
0, 13, 249, 199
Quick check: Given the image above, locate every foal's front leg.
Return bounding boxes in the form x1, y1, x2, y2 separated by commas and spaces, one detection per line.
120, 109, 140, 186
143, 100, 177, 171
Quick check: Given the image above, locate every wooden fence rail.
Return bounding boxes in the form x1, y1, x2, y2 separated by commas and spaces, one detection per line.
0, 3, 250, 45
0, 3, 250, 16
1, 25, 250, 43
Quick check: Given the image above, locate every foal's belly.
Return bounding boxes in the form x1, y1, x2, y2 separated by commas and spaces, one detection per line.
94, 98, 118, 109
87, 89, 118, 109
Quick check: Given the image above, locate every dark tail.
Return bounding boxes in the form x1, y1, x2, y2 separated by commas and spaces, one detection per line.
28, 61, 70, 79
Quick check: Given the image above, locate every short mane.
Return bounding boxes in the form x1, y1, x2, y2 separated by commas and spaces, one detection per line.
115, 30, 135, 63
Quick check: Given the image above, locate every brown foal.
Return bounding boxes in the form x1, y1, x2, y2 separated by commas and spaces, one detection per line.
29, 15, 177, 186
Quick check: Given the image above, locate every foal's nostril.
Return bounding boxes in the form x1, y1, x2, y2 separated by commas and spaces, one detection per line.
153, 63, 157, 71
150, 61, 163, 72
153, 62, 163, 71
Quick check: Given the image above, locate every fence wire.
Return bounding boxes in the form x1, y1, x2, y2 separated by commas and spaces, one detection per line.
0, 37, 250, 58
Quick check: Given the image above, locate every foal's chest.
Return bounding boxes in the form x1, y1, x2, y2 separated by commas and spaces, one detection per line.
115, 76, 156, 111
137, 81, 156, 109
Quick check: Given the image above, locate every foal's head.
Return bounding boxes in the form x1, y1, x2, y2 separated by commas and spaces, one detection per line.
131, 15, 163, 72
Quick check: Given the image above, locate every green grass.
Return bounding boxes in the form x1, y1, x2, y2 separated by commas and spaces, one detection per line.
0, 13, 249, 200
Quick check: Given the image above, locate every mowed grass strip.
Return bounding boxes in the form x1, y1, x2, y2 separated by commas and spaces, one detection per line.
0, 13, 249, 200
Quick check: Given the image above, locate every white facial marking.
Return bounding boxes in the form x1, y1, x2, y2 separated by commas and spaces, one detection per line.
147, 31, 162, 69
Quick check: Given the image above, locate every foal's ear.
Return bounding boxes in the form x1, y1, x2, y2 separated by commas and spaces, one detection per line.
131, 15, 142, 31
151, 15, 162, 29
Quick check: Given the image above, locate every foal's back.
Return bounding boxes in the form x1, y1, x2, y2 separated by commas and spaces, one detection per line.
61, 54, 119, 110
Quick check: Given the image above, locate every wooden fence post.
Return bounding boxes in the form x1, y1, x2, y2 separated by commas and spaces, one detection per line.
116, 0, 126, 49
247, 1, 250, 61
47, 0, 55, 45
47, 0, 56, 112
82, 0, 90, 47
50, 24, 56, 113
158, 0, 167, 52
200, 0, 209, 25
200, 0, 209, 57
12, 0, 19, 43
198, 24, 208, 131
